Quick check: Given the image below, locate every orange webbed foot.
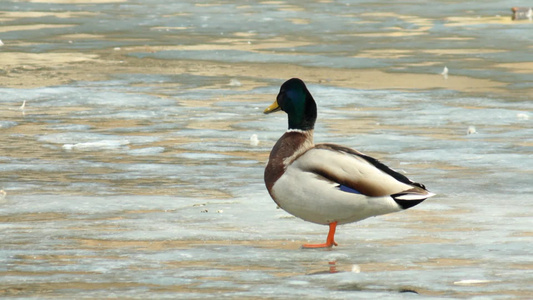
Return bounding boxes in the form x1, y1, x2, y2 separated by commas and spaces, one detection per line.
301, 221, 338, 249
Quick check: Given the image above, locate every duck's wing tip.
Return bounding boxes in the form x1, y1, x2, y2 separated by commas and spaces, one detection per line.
391, 190, 436, 209
393, 191, 435, 200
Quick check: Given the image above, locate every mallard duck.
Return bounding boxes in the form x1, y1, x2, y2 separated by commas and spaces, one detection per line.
264, 78, 435, 248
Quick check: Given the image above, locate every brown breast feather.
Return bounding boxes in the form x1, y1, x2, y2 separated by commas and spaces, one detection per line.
264, 131, 313, 193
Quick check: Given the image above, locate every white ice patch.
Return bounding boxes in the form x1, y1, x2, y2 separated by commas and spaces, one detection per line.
63, 140, 130, 151
127, 147, 165, 156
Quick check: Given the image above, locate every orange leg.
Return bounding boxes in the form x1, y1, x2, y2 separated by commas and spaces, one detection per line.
302, 221, 338, 248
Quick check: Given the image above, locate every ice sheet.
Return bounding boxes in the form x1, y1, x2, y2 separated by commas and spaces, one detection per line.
0, 0, 531, 298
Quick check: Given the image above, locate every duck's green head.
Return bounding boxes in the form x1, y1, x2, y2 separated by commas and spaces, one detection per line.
264, 78, 317, 131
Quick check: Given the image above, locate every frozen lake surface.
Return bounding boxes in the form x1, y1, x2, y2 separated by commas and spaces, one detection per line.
0, 0, 532, 298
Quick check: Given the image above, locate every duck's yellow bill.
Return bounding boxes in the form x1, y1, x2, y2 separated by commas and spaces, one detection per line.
264, 100, 281, 114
